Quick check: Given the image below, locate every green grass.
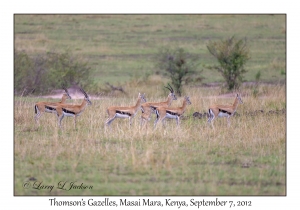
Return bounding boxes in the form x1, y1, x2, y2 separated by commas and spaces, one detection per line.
14, 84, 286, 195
14, 14, 286, 85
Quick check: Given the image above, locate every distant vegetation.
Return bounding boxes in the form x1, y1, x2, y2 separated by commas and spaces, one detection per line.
156, 47, 201, 96
14, 14, 286, 95
14, 50, 92, 95
206, 36, 250, 90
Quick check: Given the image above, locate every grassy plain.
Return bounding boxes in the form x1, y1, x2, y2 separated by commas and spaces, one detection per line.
14, 15, 286, 195
14, 14, 286, 85
14, 84, 286, 195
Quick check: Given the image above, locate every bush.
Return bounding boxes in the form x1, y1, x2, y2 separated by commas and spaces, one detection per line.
207, 36, 250, 90
155, 47, 201, 96
14, 50, 93, 95
14, 51, 35, 95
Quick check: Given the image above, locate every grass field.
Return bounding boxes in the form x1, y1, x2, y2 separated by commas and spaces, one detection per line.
14, 14, 286, 85
14, 84, 286, 195
14, 14, 286, 196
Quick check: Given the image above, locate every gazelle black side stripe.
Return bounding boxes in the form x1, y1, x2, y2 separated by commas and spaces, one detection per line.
45, 105, 56, 111
116, 110, 131, 116
166, 110, 179, 116
150, 106, 157, 112
62, 108, 75, 115
219, 109, 232, 114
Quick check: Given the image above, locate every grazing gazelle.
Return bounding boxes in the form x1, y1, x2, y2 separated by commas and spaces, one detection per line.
34, 87, 71, 125
140, 84, 177, 128
54, 88, 92, 129
105, 93, 146, 127
207, 93, 243, 127
154, 96, 192, 127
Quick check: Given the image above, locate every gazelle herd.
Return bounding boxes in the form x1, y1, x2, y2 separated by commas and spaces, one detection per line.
34, 85, 243, 129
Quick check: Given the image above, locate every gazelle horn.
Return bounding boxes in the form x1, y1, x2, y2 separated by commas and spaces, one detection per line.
164, 85, 172, 92
79, 88, 88, 98
168, 83, 174, 93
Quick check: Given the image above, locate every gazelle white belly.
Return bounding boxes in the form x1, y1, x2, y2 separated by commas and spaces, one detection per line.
63, 112, 75, 117
166, 113, 178, 119
115, 113, 130, 118
45, 109, 56, 113
218, 112, 230, 118
45, 106, 57, 113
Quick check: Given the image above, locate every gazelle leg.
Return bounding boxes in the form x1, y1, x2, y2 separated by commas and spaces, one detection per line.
176, 116, 180, 126
34, 105, 39, 123
35, 112, 43, 125
154, 117, 159, 128
227, 116, 231, 127
162, 117, 166, 127
74, 116, 76, 129
58, 114, 64, 129
105, 115, 116, 126
207, 110, 212, 123
129, 117, 132, 126
207, 117, 211, 123
34, 106, 43, 125
105, 118, 110, 125
142, 118, 149, 129
154, 111, 160, 127
140, 117, 144, 127
207, 111, 215, 128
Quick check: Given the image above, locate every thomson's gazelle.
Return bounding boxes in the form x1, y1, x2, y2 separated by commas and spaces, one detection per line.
154, 96, 191, 127
54, 88, 92, 129
140, 84, 177, 128
207, 94, 243, 127
105, 93, 146, 127
34, 87, 71, 125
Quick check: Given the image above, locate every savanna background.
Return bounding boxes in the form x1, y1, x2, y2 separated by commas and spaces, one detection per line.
14, 14, 286, 195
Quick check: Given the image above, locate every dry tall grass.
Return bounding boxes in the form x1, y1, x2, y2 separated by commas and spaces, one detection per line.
14, 84, 286, 195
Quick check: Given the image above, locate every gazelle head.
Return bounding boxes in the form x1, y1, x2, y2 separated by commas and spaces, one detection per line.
79, 88, 92, 105
138, 93, 147, 103
236, 93, 243, 104
185, 96, 192, 105
62, 87, 71, 100
165, 83, 177, 100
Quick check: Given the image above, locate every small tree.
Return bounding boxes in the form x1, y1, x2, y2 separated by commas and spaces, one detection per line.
207, 36, 250, 90
156, 47, 200, 96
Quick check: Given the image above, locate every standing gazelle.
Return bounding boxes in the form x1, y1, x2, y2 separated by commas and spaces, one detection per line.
207, 93, 243, 127
105, 93, 146, 127
154, 96, 192, 127
54, 88, 92, 129
140, 84, 177, 128
34, 87, 71, 125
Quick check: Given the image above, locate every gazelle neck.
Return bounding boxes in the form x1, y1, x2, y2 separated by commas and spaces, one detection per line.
60, 94, 67, 103
181, 99, 189, 112
166, 94, 173, 106
79, 98, 88, 109
134, 97, 143, 109
232, 96, 240, 111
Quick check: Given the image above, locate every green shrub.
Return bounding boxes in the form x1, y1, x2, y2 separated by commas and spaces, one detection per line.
155, 47, 201, 96
207, 36, 250, 90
